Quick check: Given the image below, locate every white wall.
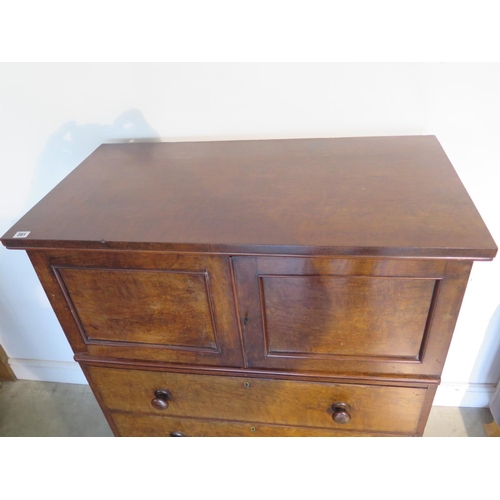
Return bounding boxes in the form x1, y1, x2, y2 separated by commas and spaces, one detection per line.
1, 63, 499, 404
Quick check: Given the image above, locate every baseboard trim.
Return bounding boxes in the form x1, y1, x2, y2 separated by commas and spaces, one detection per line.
433, 382, 496, 408
8, 358, 87, 385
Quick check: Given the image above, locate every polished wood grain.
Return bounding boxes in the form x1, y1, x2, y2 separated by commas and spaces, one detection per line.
57, 267, 218, 349
2, 136, 496, 437
233, 256, 472, 376
110, 413, 400, 437
76, 353, 441, 385
27, 250, 244, 367
2, 137, 497, 259
415, 383, 438, 436
80, 356, 438, 436
86, 365, 427, 434
260, 274, 436, 358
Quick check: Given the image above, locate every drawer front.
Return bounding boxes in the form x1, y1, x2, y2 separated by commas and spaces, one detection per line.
110, 413, 393, 437
86, 366, 427, 435
233, 256, 471, 376
28, 251, 243, 367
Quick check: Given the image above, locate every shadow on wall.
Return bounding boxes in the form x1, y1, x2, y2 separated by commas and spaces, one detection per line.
28, 109, 161, 209
0, 110, 160, 362
466, 303, 500, 406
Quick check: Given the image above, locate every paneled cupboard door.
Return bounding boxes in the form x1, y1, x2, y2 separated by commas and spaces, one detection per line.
232, 256, 472, 377
28, 251, 244, 367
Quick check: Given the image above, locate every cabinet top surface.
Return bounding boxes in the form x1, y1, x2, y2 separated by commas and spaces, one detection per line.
1, 136, 497, 258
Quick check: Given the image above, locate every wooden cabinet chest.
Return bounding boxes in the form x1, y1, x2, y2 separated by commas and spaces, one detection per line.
2, 136, 496, 436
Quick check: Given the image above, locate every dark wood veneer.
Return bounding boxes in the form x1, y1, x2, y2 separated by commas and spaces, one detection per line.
2, 136, 496, 260
232, 256, 472, 377
86, 365, 427, 434
75, 354, 442, 386
110, 413, 405, 437
2, 136, 496, 437
260, 274, 437, 359
27, 250, 244, 367
54, 266, 219, 351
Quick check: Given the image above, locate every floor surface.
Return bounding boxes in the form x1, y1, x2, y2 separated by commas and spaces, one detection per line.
0, 380, 496, 437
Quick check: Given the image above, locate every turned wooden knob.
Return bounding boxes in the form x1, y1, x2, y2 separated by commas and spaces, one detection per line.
170, 431, 185, 437
151, 389, 171, 410
331, 402, 351, 424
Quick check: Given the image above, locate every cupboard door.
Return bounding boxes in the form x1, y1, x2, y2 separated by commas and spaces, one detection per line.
232, 256, 471, 376
28, 251, 244, 367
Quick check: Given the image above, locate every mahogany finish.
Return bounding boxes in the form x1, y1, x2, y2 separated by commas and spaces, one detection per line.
233, 256, 473, 376
1, 136, 496, 259
260, 274, 435, 356
85, 365, 426, 434
1, 136, 496, 437
58, 267, 217, 348
111, 414, 396, 437
27, 250, 243, 367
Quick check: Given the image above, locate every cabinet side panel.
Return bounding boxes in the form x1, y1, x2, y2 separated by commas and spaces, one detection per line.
80, 363, 121, 436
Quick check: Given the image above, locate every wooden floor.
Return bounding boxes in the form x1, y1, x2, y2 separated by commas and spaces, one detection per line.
0, 379, 497, 437
483, 419, 500, 437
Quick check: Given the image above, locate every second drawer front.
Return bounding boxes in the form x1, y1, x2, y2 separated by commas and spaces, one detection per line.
111, 413, 392, 437
86, 366, 426, 434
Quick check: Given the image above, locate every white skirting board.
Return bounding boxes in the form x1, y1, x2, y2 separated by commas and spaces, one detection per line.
489, 384, 500, 426
6, 358, 497, 408
8, 358, 88, 385
432, 382, 496, 408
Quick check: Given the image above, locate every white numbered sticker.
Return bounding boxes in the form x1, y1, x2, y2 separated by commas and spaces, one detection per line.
13, 231, 30, 238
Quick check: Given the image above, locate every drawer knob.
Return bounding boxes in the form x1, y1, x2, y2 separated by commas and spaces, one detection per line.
331, 402, 351, 424
170, 431, 185, 437
151, 389, 171, 410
